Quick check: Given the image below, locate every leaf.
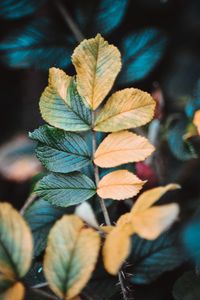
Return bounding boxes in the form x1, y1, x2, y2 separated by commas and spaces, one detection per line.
75, 0, 128, 36
97, 170, 145, 200
119, 28, 168, 84
0, 19, 74, 70
0, 203, 33, 279
131, 204, 179, 240
40, 71, 91, 131
167, 117, 197, 161
128, 230, 185, 284
94, 88, 155, 132
103, 226, 131, 275
30, 125, 91, 173
24, 199, 70, 256
72, 34, 121, 110
44, 215, 100, 299
182, 212, 200, 265
193, 109, 200, 134
131, 183, 181, 214
94, 130, 155, 167
0, 0, 46, 20
35, 173, 96, 207
0, 279, 24, 300
75, 202, 99, 229
173, 271, 200, 300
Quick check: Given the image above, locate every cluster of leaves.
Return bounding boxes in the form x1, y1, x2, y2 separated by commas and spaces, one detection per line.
0, 34, 183, 300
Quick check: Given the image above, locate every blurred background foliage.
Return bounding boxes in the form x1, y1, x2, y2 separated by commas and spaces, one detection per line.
0, 0, 200, 299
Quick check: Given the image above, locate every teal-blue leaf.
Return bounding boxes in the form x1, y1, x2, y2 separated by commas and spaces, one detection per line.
128, 230, 185, 284
173, 271, 200, 300
0, 0, 46, 20
167, 117, 197, 161
0, 19, 74, 70
24, 199, 71, 256
29, 125, 91, 173
119, 28, 168, 84
75, 0, 128, 35
34, 172, 96, 207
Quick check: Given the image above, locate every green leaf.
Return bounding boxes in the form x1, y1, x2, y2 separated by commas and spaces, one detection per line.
30, 125, 91, 173
24, 199, 71, 256
44, 215, 100, 299
0, 203, 33, 279
173, 271, 200, 300
34, 172, 96, 207
0, 278, 24, 300
40, 72, 92, 132
128, 230, 185, 284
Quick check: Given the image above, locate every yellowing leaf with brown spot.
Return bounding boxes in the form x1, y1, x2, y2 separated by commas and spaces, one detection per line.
97, 170, 146, 200
193, 109, 200, 135
94, 88, 156, 132
103, 225, 131, 275
0, 203, 33, 280
94, 131, 155, 167
132, 204, 179, 240
72, 34, 121, 110
44, 215, 100, 300
131, 183, 180, 214
0, 280, 24, 300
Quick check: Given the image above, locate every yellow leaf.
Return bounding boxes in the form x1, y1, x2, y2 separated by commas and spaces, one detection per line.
131, 183, 180, 214
132, 204, 180, 240
48, 67, 71, 100
97, 170, 146, 200
103, 226, 131, 275
44, 215, 100, 300
0, 203, 33, 280
72, 34, 121, 110
100, 225, 114, 234
0, 280, 24, 300
94, 131, 155, 167
94, 88, 156, 132
193, 109, 200, 135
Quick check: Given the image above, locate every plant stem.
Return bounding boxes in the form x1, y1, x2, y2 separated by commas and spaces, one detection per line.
31, 287, 59, 300
55, 0, 84, 43
92, 112, 128, 300
20, 193, 37, 215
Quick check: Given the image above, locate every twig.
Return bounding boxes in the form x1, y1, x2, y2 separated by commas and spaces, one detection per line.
20, 193, 37, 215
32, 282, 48, 289
55, 0, 84, 42
31, 287, 59, 300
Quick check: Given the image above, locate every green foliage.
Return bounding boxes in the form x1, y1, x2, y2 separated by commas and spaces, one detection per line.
34, 173, 96, 207
128, 230, 185, 284
30, 125, 91, 173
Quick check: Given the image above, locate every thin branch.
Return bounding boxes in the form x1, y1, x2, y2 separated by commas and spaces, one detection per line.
55, 0, 84, 43
92, 112, 128, 300
31, 287, 59, 300
20, 193, 37, 215
32, 282, 48, 289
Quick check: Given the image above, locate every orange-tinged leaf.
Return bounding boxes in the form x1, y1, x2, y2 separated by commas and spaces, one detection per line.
94, 131, 155, 167
94, 88, 156, 132
44, 215, 100, 300
0, 281, 24, 300
193, 109, 200, 135
131, 183, 180, 214
72, 34, 121, 110
103, 226, 131, 275
132, 204, 179, 240
97, 170, 145, 200
100, 225, 115, 234
0, 203, 33, 280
